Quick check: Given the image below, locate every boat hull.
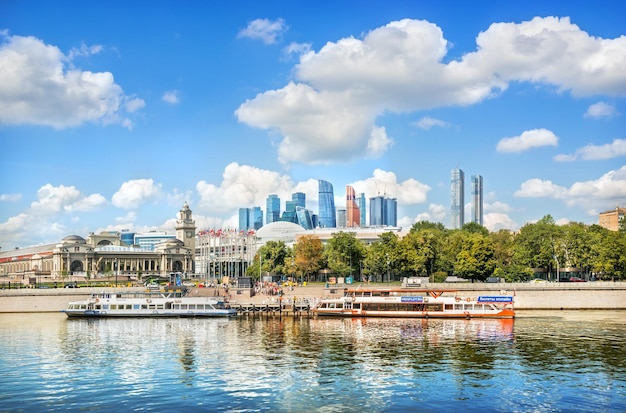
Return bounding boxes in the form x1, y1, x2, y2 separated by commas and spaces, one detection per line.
314, 309, 515, 319
62, 309, 237, 318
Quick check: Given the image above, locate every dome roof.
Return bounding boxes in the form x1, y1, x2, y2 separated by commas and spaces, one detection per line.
160, 238, 184, 246
256, 221, 305, 242
62, 235, 86, 243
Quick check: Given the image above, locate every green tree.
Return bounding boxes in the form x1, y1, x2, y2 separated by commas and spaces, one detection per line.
455, 233, 497, 282
363, 232, 401, 282
462, 222, 489, 236
293, 235, 324, 282
323, 232, 365, 279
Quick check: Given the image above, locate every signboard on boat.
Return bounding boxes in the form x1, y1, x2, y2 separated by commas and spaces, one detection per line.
401, 296, 424, 303
477, 296, 514, 303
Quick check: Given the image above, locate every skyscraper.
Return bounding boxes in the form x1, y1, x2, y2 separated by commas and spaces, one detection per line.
292, 192, 305, 208
357, 193, 366, 226
346, 185, 360, 227
369, 195, 397, 226
451, 168, 465, 229
318, 179, 336, 228
239, 207, 263, 231
266, 194, 280, 224
472, 175, 483, 226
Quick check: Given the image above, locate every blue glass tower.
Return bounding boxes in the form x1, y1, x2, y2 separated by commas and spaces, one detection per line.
357, 193, 366, 226
292, 192, 305, 208
369, 196, 397, 226
318, 180, 336, 228
451, 169, 464, 229
266, 194, 280, 224
472, 175, 483, 226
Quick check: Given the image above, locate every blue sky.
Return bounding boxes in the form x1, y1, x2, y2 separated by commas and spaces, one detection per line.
1, 1, 625, 250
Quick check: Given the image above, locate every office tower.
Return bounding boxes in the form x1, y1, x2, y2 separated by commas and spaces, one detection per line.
451, 168, 464, 229
318, 179, 337, 228
238, 208, 250, 231
251, 206, 263, 230
280, 200, 297, 223
357, 193, 366, 226
472, 175, 483, 226
292, 192, 306, 208
369, 195, 397, 226
346, 185, 361, 227
266, 194, 280, 224
336, 208, 347, 228
296, 206, 314, 230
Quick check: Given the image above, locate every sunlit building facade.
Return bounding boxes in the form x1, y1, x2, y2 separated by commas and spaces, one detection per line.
472, 174, 483, 226
451, 168, 464, 229
346, 185, 361, 227
266, 194, 280, 225
318, 179, 337, 228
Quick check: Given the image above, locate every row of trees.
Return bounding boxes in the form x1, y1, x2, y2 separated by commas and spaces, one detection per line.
246, 215, 626, 283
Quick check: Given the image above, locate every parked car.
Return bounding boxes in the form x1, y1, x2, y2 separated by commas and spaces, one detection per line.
569, 277, 586, 282
530, 278, 548, 283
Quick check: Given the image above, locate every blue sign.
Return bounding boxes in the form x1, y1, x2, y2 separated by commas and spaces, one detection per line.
401, 296, 424, 303
477, 296, 513, 303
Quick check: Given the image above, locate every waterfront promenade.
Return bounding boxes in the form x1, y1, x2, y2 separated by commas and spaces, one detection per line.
1, 282, 626, 313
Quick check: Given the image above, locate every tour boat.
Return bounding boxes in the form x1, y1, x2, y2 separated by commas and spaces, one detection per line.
312, 288, 515, 319
61, 290, 238, 318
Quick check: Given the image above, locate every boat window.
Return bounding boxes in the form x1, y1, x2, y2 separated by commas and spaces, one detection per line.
353, 303, 361, 309
148, 305, 156, 310
157, 305, 164, 310
141, 305, 147, 309
102, 305, 109, 310
445, 304, 453, 310
180, 305, 188, 310
188, 304, 196, 310
133, 304, 140, 310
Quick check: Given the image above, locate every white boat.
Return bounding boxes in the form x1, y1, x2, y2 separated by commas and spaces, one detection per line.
313, 287, 515, 319
61, 290, 238, 318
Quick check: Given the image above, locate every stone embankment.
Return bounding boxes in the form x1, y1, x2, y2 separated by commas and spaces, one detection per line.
1, 282, 625, 313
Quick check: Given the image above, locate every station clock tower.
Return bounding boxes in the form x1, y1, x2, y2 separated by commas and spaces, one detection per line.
176, 202, 196, 252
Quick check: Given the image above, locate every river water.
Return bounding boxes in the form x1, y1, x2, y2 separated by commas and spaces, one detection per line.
0, 311, 624, 412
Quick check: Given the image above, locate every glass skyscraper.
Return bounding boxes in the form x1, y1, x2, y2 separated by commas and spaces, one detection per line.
292, 192, 305, 208
357, 193, 366, 226
472, 175, 483, 226
266, 194, 280, 224
318, 179, 336, 228
451, 168, 465, 229
369, 195, 397, 226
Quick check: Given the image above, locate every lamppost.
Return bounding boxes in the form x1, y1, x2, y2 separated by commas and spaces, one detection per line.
386, 253, 390, 284
554, 255, 560, 283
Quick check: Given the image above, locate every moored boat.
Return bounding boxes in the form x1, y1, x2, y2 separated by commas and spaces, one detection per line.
312, 287, 514, 319
61, 289, 237, 318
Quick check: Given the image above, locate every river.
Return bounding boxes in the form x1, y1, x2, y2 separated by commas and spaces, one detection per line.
0, 311, 624, 412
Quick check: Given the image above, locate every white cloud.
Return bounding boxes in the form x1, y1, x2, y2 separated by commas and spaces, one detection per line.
112, 179, 162, 209
484, 201, 511, 213
237, 18, 287, 45
409, 203, 447, 224
125, 96, 145, 112
64, 193, 107, 212
0, 33, 142, 129
515, 166, 626, 211
237, 17, 625, 165
283, 42, 312, 58
350, 169, 431, 205
496, 128, 558, 153
162, 90, 180, 104
413, 116, 449, 130
584, 101, 619, 118
554, 138, 626, 162
196, 163, 296, 213
484, 213, 518, 232
0, 193, 22, 202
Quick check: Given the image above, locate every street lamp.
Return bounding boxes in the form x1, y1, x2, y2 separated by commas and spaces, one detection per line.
553, 255, 560, 283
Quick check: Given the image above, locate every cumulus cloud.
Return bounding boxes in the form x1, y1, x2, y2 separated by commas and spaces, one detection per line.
162, 90, 180, 104
409, 203, 447, 224
484, 213, 518, 232
0, 32, 144, 129
584, 101, 619, 118
349, 169, 431, 205
496, 128, 559, 153
112, 179, 161, 209
237, 18, 287, 45
413, 116, 449, 130
554, 138, 626, 161
283, 42, 312, 58
237, 17, 625, 165
30, 184, 105, 214
515, 166, 626, 210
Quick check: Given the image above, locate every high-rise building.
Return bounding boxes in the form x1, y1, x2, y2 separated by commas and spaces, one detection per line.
266, 194, 280, 224
239, 207, 263, 231
292, 192, 306, 208
346, 185, 360, 227
451, 168, 464, 229
280, 200, 298, 223
336, 208, 347, 228
472, 175, 483, 226
296, 206, 314, 230
318, 180, 337, 228
357, 193, 366, 226
369, 195, 397, 226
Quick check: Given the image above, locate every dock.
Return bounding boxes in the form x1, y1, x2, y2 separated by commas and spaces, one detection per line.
230, 302, 313, 316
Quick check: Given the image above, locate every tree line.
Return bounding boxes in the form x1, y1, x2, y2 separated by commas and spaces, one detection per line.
246, 215, 626, 283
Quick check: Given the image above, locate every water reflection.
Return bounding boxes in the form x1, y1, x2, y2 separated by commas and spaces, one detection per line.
0, 312, 624, 412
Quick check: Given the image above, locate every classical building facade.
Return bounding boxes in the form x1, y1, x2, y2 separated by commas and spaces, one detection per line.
0, 203, 196, 285
598, 207, 626, 231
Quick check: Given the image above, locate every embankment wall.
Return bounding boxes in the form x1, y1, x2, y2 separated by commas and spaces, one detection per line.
0, 282, 625, 313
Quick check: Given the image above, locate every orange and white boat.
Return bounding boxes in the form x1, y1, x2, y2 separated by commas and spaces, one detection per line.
312, 288, 515, 319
